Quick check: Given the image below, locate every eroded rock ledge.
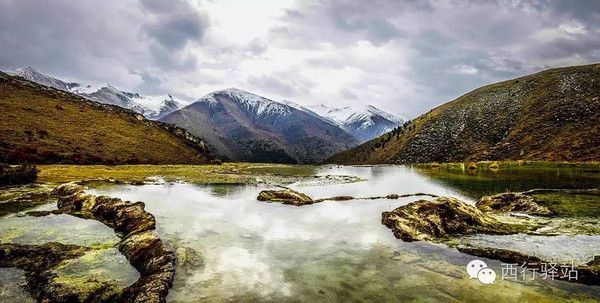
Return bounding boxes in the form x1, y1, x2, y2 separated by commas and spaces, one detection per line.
51, 183, 177, 303
0, 183, 177, 302
256, 188, 438, 206
381, 197, 515, 242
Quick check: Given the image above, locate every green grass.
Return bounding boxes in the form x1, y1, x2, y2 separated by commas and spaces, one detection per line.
36, 163, 305, 184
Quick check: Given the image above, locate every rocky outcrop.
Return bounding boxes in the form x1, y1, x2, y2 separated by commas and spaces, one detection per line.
257, 189, 314, 205
477, 192, 553, 216
257, 188, 439, 206
381, 197, 508, 242
48, 183, 177, 302
118, 232, 176, 303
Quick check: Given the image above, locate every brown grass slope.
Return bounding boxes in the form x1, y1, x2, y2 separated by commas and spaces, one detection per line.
323, 63, 600, 164
0, 71, 214, 164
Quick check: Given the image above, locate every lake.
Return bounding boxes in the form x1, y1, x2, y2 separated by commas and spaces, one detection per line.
1, 163, 600, 302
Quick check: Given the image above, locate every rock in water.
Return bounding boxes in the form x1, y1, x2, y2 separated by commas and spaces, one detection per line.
257, 189, 314, 205
52, 183, 177, 303
477, 192, 553, 216
381, 197, 503, 242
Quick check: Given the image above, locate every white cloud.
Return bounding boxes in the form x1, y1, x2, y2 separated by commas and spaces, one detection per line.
1, 0, 599, 117
453, 65, 478, 75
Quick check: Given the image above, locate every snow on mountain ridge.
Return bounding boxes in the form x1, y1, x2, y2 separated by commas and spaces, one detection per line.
196, 88, 293, 117
306, 104, 354, 124
301, 103, 405, 141
6, 67, 189, 120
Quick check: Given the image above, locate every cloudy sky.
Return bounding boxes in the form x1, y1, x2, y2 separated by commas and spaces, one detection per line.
1, 0, 599, 118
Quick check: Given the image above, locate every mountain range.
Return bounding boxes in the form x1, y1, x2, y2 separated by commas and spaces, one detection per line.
7, 67, 189, 119
160, 88, 361, 163
323, 63, 600, 164
0, 71, 214, 164
6, 67, 405, 164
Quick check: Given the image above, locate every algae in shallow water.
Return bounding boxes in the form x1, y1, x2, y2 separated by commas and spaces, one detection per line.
529, 192, 600, 218
0, 184, 55, 217
0, 214, 121, 246
54, 248, 139, 287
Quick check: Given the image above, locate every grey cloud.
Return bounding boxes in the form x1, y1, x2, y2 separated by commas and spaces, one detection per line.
1, 0, 599, 119
526, 34, 600, 61
0, 0, 207, 92
141, 0, 209, 51
325, 0, 407, 44
145, 18, 206, 51
339, 88, 358, 100
247, 74, 313, 97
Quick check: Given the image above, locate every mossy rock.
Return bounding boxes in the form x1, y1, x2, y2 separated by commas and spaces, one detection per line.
381, 197, 510, 242
257, 188, 314, 205
477, 192, 553, 216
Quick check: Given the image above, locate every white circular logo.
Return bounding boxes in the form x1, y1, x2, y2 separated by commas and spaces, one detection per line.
466, 259, 496, 285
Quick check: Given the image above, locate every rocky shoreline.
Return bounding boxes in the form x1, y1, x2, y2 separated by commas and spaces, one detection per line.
0, 183, 179, 302
381, 189, 600, 286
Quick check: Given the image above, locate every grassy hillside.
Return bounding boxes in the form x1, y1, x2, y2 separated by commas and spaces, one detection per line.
324, 64, 600, 164
0, 71, 214, 164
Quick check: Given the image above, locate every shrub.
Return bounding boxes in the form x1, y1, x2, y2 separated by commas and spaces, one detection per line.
0, 163, 39, 185
6, 146, 39, 163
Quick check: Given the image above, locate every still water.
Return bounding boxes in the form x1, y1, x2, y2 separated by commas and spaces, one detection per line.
79, 164, 600, 302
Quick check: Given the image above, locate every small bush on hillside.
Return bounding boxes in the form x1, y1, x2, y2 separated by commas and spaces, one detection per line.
0, 163, 39, 185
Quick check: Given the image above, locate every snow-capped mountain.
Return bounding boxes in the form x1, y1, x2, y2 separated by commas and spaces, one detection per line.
280, 99, 338, 125
160, 88, 360, 164
306, 104, 356, 125
198, 88, 293, 117
7, 67, 189, 119
342, 105, 405, 141
301, 104, 404, 142
7, 67, 80, 92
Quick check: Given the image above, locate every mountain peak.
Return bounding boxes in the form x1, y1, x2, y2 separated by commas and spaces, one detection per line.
5, 66, 188, 120
197, 88, 293, 117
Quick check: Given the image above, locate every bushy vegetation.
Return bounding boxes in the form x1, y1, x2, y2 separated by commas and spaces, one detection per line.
0, 163, 39, 185
1, 145, 145, 165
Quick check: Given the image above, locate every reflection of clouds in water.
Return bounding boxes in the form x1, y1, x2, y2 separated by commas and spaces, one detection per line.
263, 219, 314, 241
216, 247, 291, 296
359, 233, 382, 248
301, 202, 357, 223
301, 165, 470, 202
240, 213, 265, 229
